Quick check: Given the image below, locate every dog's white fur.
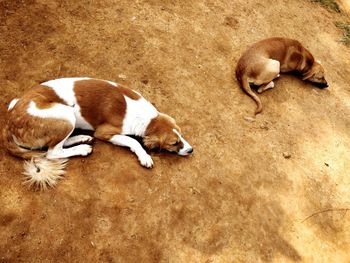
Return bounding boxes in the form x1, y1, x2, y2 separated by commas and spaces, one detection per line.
4, 77, 193, 189
121, 96, 158, 136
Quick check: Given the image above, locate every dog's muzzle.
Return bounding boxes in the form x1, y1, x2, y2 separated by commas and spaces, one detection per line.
314, 82, 329, 89
178, 147, 193, 156
178, 140, 193, 156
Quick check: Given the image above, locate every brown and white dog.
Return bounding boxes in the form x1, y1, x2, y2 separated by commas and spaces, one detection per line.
3, 78, 193, 189
236, 37, 328, 114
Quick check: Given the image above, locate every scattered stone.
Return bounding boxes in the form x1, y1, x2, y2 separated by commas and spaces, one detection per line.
324, 162, 329, 167
244, 116, 256, 122
190, 187, 201, 195
118, 74, 127, 80
260, 122, 269, 130
283, 152, 291, 159
224, 16, 239, 28
91, 241, 95, 247
141, 78, 149, 85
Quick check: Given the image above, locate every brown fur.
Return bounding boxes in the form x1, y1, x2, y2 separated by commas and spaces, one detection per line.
73, 80, 185, 154
236, 37, 328, 114
144, 113, 184, 153
74, 79, 141, 129
3, 78, 191, 189
4, 85, 73, 158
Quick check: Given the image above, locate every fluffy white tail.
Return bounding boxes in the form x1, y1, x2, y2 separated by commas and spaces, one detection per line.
23, 158, 68, 190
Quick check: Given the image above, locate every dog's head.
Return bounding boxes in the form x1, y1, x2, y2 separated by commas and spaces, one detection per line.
144, 113, 193, 156
302, 60, 328, 88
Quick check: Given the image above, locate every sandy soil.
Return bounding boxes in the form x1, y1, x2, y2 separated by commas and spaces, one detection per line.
1, 0, 350, 262
339, 0, 350, 12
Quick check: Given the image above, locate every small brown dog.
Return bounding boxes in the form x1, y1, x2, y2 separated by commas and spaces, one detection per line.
236, 37, 328, 114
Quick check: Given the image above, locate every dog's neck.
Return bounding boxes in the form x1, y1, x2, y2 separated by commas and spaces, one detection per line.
121, 96, 158, 137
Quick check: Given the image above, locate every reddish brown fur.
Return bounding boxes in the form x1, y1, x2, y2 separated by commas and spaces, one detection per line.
4, 79, 188, 163
236, 38, 315, 83
236, 37, 327, 114
144, 113, 183, 152
3, 85, 74, 158
74, 79, 141, 130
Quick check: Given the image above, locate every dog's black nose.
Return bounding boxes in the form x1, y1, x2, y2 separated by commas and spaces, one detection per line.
315, 82, 329, 89
187, 148, 193, 154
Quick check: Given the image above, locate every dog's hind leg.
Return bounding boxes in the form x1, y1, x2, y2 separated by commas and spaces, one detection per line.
64, 135, 94, 147
28, 104, 93, 159
46, 122, 93, 159
94, 123, 153, 168
257, 81, 275, 94
254, 59, 280, 94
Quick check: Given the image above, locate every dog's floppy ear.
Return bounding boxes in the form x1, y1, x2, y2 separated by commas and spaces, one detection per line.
143, 135, 160, 150
144, 133, 168, 150
302, 67, 316, 80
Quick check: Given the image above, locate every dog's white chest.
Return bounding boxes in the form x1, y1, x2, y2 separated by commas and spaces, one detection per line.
122, 96, 158, 136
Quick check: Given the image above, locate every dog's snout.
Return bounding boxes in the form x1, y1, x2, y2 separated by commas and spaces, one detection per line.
313, 81, 329, 89
187, 148, 193, 154
320, 82, 329, 89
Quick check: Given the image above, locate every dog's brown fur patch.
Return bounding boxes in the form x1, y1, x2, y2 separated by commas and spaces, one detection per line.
3, 85, 74, 158
144, 113, 183, 152
74, 79, 141, 129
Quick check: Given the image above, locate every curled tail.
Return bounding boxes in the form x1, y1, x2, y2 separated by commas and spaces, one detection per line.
237, 73, 263, 115
3, 127, 67, 190
23, 158, 68, 190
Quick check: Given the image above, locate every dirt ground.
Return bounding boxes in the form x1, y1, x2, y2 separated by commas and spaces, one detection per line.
1, 0, 350, 262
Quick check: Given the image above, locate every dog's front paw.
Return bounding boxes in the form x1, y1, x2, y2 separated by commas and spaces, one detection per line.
138, 153, 154, 168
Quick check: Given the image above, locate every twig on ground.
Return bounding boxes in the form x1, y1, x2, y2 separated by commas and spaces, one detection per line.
301, 208, 350, 223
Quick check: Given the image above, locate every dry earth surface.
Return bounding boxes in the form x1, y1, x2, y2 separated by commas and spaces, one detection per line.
1, 0, 350, 262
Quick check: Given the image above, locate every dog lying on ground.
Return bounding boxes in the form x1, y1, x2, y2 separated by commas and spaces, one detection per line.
236, 37, 328, 114
3, 78, 193, 189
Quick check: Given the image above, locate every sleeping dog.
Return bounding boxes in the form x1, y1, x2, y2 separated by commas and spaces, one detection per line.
3, 78, 193, 189
236, 37, 328, 114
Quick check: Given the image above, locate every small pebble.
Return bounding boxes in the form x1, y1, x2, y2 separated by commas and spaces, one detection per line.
141, 78, 149, 85
118, 74, 127, 80
283, 152, 291, 159
324, 162, 329, 167
260, 122, 269, 130
244, 116, 255, 122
